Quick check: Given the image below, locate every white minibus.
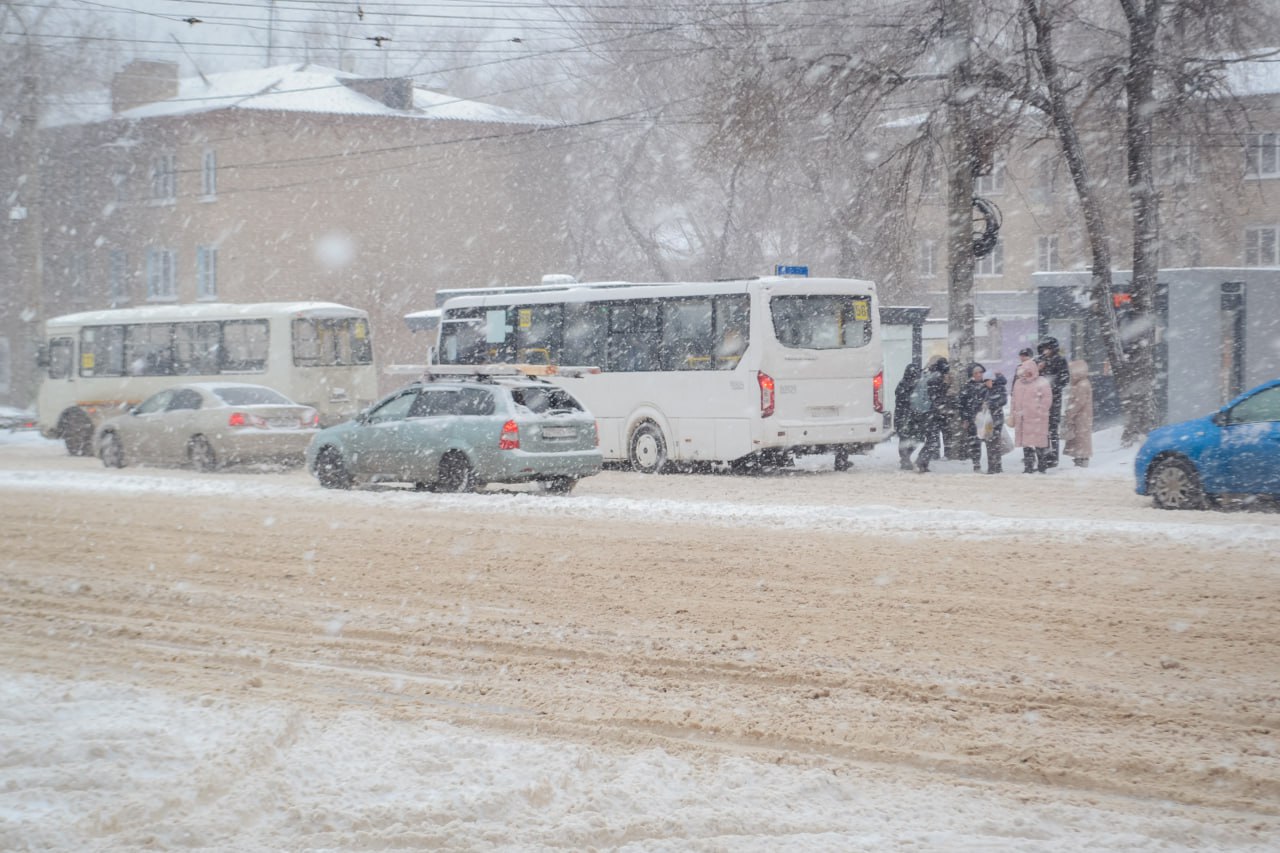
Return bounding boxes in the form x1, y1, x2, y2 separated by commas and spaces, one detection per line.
37, 301, 377, 455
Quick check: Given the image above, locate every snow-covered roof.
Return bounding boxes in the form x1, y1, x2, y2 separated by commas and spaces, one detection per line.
42, 63, 553, 129
45, 301, 365, 328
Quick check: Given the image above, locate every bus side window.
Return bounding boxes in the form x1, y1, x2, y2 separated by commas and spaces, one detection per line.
606, 300, 660, 372
174, 322, 221, 375
82, 325, 126, 377
562, 303, 606, 368
47, 337, 75, 379
125, 324, 175, 376
714, 294, 750, 369
514, 304, 562, 365
222, 320, 269, 372
662, 298, 714, 370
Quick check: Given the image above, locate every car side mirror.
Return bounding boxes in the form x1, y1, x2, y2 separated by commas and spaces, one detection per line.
1211, 410, 1227, 427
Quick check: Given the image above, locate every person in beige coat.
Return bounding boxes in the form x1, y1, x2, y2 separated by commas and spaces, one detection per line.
1063, 359, 1094, 467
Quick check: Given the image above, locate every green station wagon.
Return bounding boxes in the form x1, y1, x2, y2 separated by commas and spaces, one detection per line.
305, 369, 602, 494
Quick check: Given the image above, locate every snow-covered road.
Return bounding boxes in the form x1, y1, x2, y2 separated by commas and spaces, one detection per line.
2, 431, 1277, 851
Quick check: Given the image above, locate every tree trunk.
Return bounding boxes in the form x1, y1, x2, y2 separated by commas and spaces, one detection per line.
1119, 0, 1164, 440
1023, 0, 1151, 441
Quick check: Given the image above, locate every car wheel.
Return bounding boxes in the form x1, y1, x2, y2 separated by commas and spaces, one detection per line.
188, 436, 218, 472
1148, 457, 1206, 510
834, 446, 851, 471
99, 432, 126, 468
435, 452, 477, 493
61, 410, 94, 457
628, 422, 668, 474
541, 476, 578, 495
315, 446, 353, 490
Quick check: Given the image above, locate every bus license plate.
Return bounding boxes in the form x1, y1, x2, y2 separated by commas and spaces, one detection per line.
807, 406, 840, 418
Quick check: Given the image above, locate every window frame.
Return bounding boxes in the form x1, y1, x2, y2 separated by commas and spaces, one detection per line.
1244, 226, 1279, 266
1245, 132, 1280, 178
145, 248, 177, 301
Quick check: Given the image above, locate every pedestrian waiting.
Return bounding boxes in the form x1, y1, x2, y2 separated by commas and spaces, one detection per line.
1010, 359, 1053, 473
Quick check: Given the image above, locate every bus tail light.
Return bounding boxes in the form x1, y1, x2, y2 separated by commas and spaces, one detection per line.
758, 371, 776, 418
872, 370, 885, 413
499, 419, 520, 450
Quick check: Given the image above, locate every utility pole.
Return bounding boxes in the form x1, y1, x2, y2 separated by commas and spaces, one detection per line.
16, 34, 45, 406
945, 0, 977, 373
266, 0, 276, 66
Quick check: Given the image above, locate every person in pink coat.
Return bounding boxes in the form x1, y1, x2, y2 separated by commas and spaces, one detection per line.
1010, 359, 1052, 473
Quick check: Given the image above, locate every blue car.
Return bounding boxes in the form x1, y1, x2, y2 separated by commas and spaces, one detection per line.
1135, 378, 1280, 509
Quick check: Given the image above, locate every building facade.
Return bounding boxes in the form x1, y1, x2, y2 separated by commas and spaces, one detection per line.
3, 60, 574, 405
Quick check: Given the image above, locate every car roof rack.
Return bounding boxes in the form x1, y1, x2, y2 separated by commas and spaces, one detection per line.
419, 364, 600, 383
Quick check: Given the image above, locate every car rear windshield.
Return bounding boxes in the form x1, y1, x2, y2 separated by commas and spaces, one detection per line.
213, 386, 292, 406
508, 386, 584, 414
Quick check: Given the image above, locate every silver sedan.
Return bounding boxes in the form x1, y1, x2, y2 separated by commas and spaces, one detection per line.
95, 383, 319, 471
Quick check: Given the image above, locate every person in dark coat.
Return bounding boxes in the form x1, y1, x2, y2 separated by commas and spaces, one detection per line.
1036, 337, 1069, 467
893, 364, 925, 471
982, 371, 1008, 474
957, 363, 989, 473
914, 357, 951, 473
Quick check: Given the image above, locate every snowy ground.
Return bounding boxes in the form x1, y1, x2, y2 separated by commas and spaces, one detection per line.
1, 429, 1277, 851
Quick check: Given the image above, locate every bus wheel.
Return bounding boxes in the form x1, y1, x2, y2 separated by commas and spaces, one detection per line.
188, 436, 218, 472
834, 446, 851, 471
60, 410, 94, 457
99, 432, 126, 468
629, 422, 668, 474
315, 447, 353, 490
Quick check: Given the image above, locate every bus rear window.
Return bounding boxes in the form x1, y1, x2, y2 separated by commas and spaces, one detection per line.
771, 295, 872, 350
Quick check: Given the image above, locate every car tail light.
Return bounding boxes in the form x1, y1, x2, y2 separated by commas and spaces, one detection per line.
228, 412, 266, 428
758, 371, 775, 418
499, 419, 520, 450
594, 421, 600, 447
304, 409, 319, 428
872, 369, 885, 413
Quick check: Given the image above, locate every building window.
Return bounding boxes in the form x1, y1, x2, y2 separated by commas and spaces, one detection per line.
1244, 226, 1278, 265
1157, 141, 1199, 184
1036, 235, 1061, 272
108, 249, 129, 306
146, 248, 177, 299
976, 238, 1004, 277
201, 149, 217, 199
975, 161, 1006, 195
150, 152, 176, 202
1032, 155, 1058, 202
919, 239, 938, 278
196, 246, 218, 299
1245, 133, 1280, 178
